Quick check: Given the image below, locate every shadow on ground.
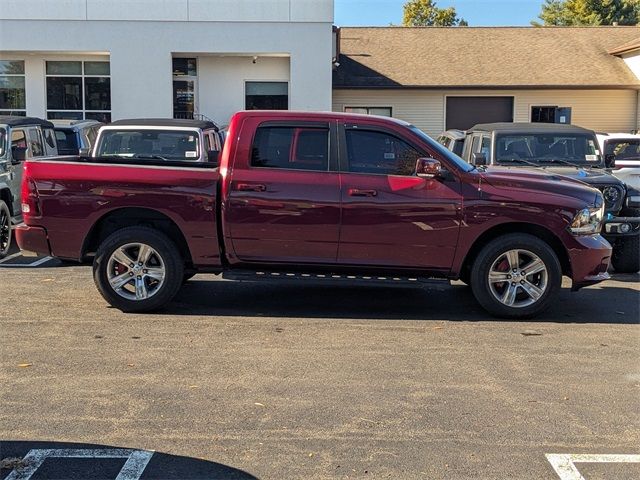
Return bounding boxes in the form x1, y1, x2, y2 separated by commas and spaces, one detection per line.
157, 275, 640, 324
0, 440, 257, 480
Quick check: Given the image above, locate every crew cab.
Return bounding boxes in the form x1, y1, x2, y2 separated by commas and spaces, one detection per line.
92, 118, 223, 162
456, 123, 639, 274
0, 116, 58, 257
16, 111, 612, 318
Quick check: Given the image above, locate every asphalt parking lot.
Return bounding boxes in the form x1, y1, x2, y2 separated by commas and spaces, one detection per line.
0, 244, 638, 480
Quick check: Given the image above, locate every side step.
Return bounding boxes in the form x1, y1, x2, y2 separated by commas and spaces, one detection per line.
221, 270, 435, 287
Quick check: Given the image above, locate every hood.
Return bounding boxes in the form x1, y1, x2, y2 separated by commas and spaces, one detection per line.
478, 166, 602, 207
534, 166, 623, 186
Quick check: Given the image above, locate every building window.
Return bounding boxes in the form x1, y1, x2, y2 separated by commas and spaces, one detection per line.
0, 60, 26, 116
173, 58, 197, 120
46, 61, 111, 122
246, 82, 288, 110
531, 106, 556, 123
344, 107, 392, 117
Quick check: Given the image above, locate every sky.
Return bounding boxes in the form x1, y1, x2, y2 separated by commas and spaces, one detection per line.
334, 0, 544, 27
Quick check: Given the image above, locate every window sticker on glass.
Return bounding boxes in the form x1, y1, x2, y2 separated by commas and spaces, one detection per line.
384, 152, 395, 160
585, 154, 598, 162
185, 151, 198, 158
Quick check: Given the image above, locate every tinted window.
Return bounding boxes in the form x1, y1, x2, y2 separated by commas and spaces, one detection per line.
28, 129, 44, 157
605, 139, 640, 160
97, 129, 201, 161
55, 130, 78, 155
251, 127, 329, 171
480, 136, 491, 157
345, 130, 421, 176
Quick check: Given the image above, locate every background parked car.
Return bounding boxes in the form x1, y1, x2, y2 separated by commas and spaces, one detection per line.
53, 119, 103, 156
436, 129, 465, 156
451, 122, 640, 273
0, 116, 58, 258
597, 132, 640, 190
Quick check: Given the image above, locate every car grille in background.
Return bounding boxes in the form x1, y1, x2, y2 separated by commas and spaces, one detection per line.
595, 184, 624, 213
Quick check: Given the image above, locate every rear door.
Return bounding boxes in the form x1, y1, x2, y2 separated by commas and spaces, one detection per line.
225, 119, 341, 264
337, 123, 463, 271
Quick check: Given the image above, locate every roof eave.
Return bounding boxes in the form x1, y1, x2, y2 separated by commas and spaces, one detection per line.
332, 84, 640, 90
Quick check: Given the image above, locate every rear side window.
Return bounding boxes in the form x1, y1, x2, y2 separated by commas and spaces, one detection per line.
345, 129, 421, 176
251, 126, 329, 171
28, 128, 44, 157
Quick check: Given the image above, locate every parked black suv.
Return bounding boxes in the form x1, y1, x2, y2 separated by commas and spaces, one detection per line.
0, 116, 58, 257
454, 123, 640, 273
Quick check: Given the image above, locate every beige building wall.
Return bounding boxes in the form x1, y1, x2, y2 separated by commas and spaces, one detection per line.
333, 89, 638, 137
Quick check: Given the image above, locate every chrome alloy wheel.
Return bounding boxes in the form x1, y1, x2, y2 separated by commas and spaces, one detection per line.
0, 206, 10, 256
107, 243, 166, 301
487, 249, 548, 308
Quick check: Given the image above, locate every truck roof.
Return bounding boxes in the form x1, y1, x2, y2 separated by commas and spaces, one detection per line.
468, 122, 595, 135
0, 116, 54, 129
109, 118, 219, 131
231, 110, 413, 127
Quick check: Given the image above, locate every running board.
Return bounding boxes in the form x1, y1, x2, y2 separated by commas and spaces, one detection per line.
221, 270, 435, 286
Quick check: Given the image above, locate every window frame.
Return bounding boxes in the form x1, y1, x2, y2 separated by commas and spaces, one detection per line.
0, 59, 26, 116
340, 124, 426, 177
45, 60, 111, 122
249, 121, 337, 173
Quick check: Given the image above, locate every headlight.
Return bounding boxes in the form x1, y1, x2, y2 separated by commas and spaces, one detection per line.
602, 186, 621, 205
570, 205, 604, 235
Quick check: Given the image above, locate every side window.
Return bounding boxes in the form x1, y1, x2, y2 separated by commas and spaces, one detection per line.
480, 136, 491, 158
11, 129, 27, 153
203, 133, 211, 153
251, 126, 329, 171
28, 128, 44, 157
43, 128, 57, 155
345, 129, 421, 176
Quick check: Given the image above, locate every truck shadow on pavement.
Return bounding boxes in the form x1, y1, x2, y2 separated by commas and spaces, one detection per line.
164, 276, 640, 324
0, 440, 258, 480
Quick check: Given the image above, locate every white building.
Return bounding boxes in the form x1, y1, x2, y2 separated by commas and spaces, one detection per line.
0, 0, 334, 125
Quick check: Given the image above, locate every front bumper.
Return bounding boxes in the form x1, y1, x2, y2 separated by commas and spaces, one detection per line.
568, 234, 611, 291
602, 216, 640, 237
15, 223, 51, 257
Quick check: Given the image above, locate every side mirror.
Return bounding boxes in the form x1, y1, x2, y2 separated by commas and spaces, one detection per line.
207, 150, 219, 166
472, 152, 487, 166
11, 145, 27, 164
415, 157, 442, 179
604, 154, 615, 168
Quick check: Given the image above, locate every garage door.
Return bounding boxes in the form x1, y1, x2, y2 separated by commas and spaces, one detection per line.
446, 96, 514, 130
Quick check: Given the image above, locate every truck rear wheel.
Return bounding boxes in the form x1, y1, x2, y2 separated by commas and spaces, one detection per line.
93, 226, 184, 313
470, 233, 561, 319
0, 200, 11, 259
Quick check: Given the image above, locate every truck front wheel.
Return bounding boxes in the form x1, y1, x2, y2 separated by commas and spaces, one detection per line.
611, 236, 640, 274
470, 233, 562, 319
93, 226, 184, 313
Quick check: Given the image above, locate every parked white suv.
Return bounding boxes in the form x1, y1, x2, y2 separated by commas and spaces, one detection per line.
597, 133, 640, 190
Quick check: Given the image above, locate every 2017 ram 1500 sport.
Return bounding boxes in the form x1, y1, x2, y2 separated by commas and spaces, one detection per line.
16, 111, 611, 318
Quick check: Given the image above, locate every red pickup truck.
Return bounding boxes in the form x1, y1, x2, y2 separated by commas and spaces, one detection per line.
16, 111, 611, 318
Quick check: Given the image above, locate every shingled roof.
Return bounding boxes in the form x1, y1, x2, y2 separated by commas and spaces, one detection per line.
609, 36, 640, 55
333, 26, 640, 89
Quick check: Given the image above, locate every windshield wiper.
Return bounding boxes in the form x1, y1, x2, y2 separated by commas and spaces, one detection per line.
497, 158, 541, 168
537, 158, 587, 169
133, 154, 169, 161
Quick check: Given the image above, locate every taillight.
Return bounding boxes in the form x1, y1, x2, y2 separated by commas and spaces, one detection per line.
21, 166, 40, 219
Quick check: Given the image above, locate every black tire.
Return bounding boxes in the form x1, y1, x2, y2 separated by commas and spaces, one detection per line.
611, 235, 640, 274
93, 226, 184, 313
470, 233, 562, 319
0, 199, 11, 259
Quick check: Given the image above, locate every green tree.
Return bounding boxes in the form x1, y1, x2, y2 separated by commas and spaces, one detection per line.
534, 0, 639, 26
402, 0, 468, 27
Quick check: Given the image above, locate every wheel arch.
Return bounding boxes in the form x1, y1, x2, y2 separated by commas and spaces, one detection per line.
0, 186, 13, 216
81, 207, 193, 266
459, 223, 571, 281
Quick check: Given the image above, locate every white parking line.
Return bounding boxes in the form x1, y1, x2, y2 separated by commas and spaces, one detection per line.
546, 453, 640, 480
0, 252, 22, 264
5, 448, 154, 480
0, 256, 53, 268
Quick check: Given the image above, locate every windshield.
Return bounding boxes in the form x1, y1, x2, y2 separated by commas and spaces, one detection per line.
605, 138, 640, 161
495, 133, 602, 166
96, 129, 200, 161
410, 126, 474, 172
0, 127, 5, 158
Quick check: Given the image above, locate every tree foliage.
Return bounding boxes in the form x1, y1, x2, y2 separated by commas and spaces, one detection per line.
534, 0, 639, 26
402, 0, 468, 27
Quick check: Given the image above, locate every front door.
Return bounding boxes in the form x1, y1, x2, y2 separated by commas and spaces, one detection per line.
338, 126, 462, 271
226, 121, 341, 264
